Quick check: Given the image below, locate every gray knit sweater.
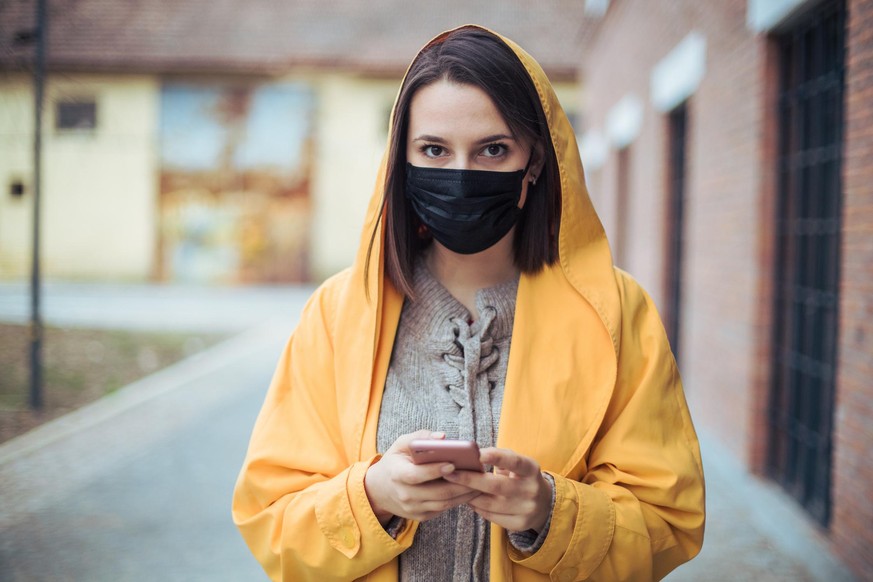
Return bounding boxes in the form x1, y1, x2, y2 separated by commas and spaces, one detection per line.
376, 261, 547, 581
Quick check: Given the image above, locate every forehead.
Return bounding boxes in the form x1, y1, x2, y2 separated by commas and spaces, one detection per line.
407, 80, 512, 140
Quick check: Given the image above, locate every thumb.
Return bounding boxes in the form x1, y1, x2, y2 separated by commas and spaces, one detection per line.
390, 429, 445, 453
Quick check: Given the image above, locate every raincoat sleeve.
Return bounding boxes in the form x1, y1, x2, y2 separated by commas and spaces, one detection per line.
231, 271, 416, 582
510, 271, 705, 581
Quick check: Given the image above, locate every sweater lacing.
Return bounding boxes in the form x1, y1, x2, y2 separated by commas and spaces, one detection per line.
442, 305, 500, 581
442, 305, 500, 446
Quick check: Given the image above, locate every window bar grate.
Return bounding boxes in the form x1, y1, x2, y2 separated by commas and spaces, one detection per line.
767, 0, 845, 526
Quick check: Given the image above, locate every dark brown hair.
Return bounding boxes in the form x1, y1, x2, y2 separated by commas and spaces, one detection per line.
366, 27, 561, 298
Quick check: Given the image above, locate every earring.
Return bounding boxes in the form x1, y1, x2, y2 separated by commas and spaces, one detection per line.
530, 175, 538, 186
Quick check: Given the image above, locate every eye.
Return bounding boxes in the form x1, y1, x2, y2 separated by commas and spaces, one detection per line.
482, 143, 508, 158
421, 145, 445, 158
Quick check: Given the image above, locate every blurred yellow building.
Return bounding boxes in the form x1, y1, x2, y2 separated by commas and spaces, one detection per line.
0, 1, 589, 284
1, 75, 159, 280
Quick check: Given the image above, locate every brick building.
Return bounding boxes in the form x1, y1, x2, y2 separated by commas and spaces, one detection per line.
578, 0, 871, 576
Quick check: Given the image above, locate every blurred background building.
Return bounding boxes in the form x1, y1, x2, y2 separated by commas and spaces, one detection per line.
0, 0, 586, 283
579, 0, 871, 577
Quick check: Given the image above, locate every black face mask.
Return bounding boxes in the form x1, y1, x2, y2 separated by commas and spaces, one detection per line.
405, 160, 530, 255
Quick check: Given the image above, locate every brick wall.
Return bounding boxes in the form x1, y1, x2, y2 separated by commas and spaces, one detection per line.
580, 0, 873, 577
831, 0, 873, 574
581, 0, 764, 465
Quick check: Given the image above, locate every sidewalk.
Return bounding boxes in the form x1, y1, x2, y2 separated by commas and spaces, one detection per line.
666, 434, 856, 581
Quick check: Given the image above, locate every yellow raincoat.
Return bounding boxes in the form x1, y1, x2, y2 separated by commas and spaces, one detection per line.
233, 25, 705, 582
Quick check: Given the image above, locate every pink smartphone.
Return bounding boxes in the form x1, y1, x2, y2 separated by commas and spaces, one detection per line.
409, 439, 484, 472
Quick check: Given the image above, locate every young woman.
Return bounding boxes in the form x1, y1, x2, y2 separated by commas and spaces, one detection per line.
233, 25, 705, 582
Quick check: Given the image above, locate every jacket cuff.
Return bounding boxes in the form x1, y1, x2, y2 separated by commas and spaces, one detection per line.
314, 456, 417, 560
508, 471, 615, 578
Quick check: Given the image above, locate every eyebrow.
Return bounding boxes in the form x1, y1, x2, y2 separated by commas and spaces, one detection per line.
411, 133, 516, 144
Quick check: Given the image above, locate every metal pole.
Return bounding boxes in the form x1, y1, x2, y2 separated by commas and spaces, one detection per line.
30, 0, 47, 410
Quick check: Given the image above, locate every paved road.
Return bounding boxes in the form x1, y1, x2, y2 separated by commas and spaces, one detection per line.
0, 284, 858, 581
0, 322, 289, 581
0, 282, 315, 332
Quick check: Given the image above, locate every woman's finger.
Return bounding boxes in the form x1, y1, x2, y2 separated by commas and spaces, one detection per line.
469, 506, 527, 532
390, 429, 445, 454
479, 447, 540, 477
443, 470, 507, 495
467, 491, 536, 514
393, 482, 479, 518
397, 478, 476, 503
397, 461, 455, 485
417, 490, 481, 513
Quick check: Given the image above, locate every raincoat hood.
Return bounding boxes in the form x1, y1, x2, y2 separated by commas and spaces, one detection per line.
337, 25, 623, 470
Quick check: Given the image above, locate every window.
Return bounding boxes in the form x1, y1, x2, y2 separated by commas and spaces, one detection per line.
664, 102, 688, 363
767, 0, 845, 526
56, 99, 97, 131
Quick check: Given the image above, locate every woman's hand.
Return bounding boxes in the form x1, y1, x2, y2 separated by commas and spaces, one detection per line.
442, 447, 553, 533
364, 430, 481, 526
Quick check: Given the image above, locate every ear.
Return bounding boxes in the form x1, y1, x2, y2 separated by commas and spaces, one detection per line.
527, 142, 547, 185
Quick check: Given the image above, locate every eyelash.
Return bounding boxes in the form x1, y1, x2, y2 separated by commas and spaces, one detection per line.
419, 142, 509, 159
